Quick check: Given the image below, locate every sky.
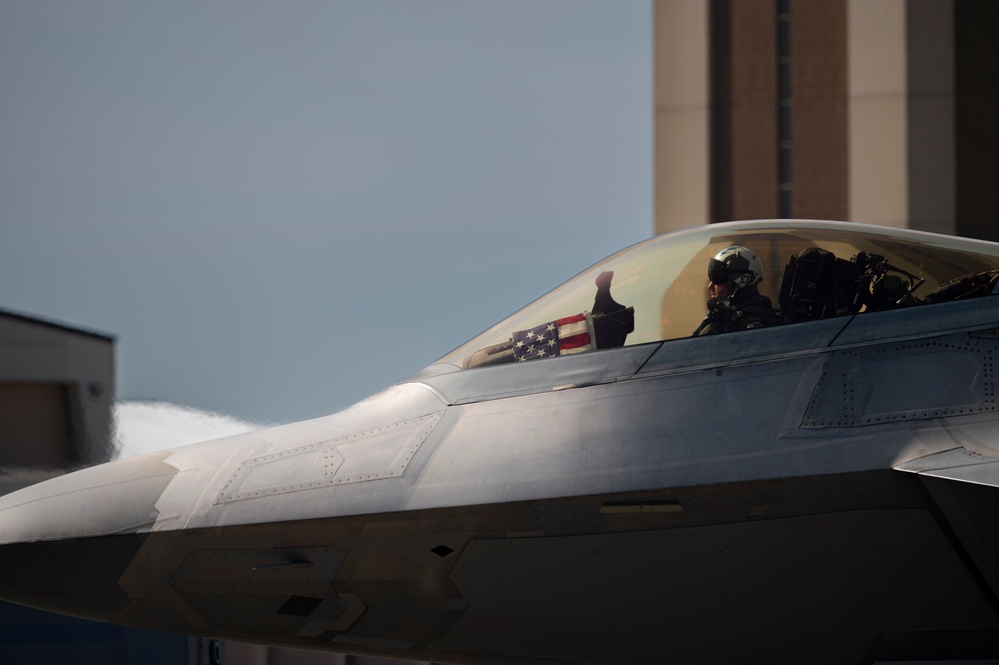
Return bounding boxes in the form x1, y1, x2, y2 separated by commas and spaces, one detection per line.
0, 1, 652, 425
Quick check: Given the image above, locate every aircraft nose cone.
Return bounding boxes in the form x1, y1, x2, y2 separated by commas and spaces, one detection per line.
0, 451, 179, 619
0, 451, 178, 544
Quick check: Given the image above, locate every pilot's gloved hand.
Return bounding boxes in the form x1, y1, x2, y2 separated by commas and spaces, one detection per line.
706, 297, 735, 323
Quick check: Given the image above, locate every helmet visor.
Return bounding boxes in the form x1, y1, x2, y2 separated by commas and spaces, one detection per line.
708, 258, 754, 286
707, 258, 730, 284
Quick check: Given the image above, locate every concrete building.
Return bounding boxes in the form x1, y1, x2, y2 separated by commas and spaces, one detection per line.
653, 0, 999, 239
0, 309, 115, 494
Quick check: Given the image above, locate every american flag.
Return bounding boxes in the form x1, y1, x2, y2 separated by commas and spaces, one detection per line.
512, 314, 592, 362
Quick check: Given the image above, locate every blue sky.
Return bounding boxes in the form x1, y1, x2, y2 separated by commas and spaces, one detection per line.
0, 1, 652, 424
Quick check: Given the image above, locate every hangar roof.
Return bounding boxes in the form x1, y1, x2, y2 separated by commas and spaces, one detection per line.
0, 307, 115, 343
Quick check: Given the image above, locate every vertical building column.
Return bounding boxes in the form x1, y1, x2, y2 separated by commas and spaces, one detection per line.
906, 0, 955, 235
653, 0, 711, 234
955, 0, 999, 240
847, 0, 909, 228
790, 0, 847, 221
847, 0, 955, 234
720, 0, 779, 222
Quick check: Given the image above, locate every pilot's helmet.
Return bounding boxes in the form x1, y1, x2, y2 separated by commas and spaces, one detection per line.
707, 246, 763, 294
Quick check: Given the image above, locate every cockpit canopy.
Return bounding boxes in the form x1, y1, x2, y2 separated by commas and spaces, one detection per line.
437, 221, 999, 370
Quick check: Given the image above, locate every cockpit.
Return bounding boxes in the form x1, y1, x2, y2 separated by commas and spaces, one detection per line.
436, 221, 999, 370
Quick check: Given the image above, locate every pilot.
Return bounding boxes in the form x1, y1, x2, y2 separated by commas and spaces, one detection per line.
694, 245, 778, 336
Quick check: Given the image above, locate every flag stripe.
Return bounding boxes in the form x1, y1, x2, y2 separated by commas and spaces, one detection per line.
560, 331, 589, 348
560, 333, 590, 351
557, 315, 589, 351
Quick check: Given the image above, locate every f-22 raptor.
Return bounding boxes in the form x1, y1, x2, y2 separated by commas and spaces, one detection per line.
3, 220, 999, 664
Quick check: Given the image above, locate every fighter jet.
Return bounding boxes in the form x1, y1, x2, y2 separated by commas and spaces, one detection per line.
2, 219, 999, 664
